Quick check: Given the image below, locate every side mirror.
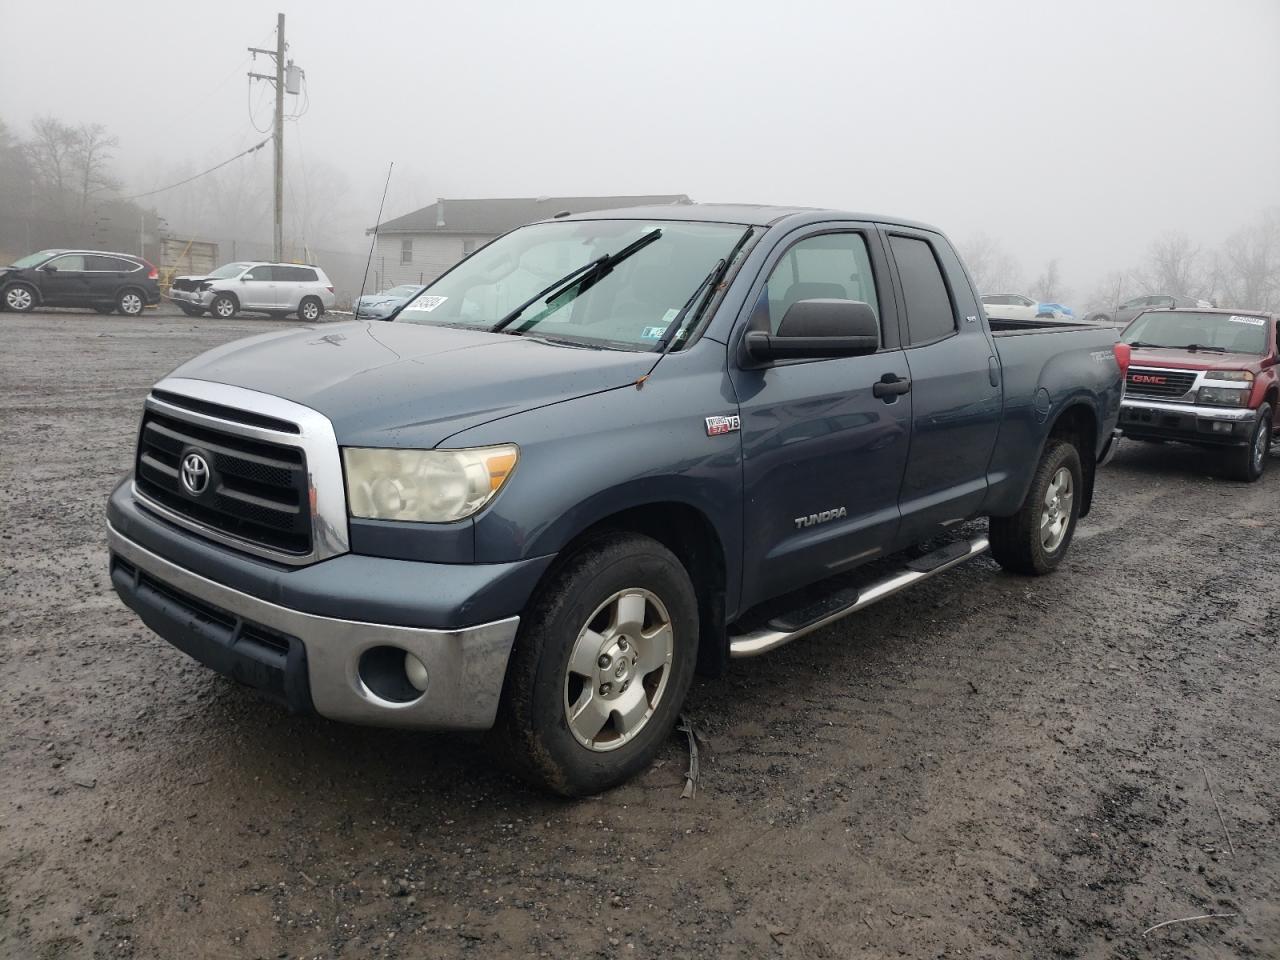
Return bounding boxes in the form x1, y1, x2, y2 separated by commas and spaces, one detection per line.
745, 299, 880, 362
40, 264, 57, 273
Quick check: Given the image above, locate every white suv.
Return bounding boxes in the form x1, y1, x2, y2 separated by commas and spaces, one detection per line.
170, 262, 336, 321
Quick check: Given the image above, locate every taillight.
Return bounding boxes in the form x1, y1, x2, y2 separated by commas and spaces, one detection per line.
1113, 342, 1131, 377
144, 259, 158, 280
326, 285, 334, 294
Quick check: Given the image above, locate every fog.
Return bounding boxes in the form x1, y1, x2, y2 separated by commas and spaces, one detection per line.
2, 0, 1278, 302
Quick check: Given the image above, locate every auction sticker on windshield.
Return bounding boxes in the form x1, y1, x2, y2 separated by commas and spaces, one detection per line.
1228, 315, 1265, 325
408, 295, 448, 312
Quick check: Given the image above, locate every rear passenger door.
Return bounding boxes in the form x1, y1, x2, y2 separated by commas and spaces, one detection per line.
884, 229, 1001, 546
84, 255, 134, 301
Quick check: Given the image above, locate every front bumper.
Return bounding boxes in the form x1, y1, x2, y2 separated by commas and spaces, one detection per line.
108, 522, 521, 731
1120, 397, 1257, 444
169, 287, 213, 307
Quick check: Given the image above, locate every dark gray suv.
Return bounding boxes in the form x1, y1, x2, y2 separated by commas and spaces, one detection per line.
1, 249, 161, 315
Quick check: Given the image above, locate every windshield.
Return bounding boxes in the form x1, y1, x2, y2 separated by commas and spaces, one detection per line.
207, 262, 250, 279
11, 250, 60, 268
395, 219, 748, 350
1122, 311, 1271, 355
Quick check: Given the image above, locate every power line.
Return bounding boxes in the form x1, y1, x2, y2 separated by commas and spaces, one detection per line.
118, 138, 271, 201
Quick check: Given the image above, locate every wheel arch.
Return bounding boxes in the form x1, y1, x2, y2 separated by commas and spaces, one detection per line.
529, 500, 730, 678
1044, 401, 1099, 517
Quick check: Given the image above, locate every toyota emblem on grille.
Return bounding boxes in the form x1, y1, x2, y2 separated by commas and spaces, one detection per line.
180, 452, 211, 496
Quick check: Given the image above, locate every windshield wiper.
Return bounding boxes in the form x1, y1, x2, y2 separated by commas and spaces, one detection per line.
653, 258, 726, 351
1175, 343, 1227, 353
491, 228, 663, 334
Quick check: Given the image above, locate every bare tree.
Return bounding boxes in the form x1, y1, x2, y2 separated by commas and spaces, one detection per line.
70, 123, 121, 233
957, 233, 1022, 295
1138, 232, 1209, 300
1029, 259, 1065, 302
26, 116, 79, 222
1215, 208, 1280, 312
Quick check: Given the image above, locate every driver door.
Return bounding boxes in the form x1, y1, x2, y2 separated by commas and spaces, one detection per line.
239, 265, 279, 309
40, 253, 88, 305
729, 226, 912, 605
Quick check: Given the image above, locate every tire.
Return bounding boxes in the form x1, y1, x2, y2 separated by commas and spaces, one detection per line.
178, 305, 204, 318
4, 283, 36, 313
297, 297, 323, 322
489, 532, 699, 797
210, 293, 238, 319
1227, 403, 1272, 482
93, 304, 115, 315
117, 289, 145, 316
989, 439, 1083, 576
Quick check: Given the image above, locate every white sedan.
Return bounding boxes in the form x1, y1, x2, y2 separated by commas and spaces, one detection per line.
980, 293, 1040, 321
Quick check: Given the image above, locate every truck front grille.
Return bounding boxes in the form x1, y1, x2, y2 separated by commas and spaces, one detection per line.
1126, 368, 1197, 400
135, 409, 313, 555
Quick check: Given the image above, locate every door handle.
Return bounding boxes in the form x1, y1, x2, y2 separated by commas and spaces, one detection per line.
872, 374, 912, 399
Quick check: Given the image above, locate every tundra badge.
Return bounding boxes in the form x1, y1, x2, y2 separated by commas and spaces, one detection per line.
705, 415, 741, 436
794, 507, 848, 529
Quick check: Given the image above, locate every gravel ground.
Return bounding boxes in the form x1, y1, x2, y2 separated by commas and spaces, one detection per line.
2, 311, 1278, 959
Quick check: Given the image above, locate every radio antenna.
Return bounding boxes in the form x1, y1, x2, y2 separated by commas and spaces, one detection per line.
356, 161, 394, 316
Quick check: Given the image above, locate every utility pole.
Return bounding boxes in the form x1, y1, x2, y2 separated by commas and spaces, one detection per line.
249, 13, 299, 262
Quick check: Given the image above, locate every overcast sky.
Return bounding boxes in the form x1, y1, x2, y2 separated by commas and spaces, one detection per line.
3, 0, 1277, 297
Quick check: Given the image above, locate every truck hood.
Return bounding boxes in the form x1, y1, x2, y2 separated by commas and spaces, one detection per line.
1128, 347, 1265, 372
168, 321, 658, 447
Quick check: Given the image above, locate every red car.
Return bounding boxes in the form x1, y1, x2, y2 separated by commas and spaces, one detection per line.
1118, 308, 1279, 480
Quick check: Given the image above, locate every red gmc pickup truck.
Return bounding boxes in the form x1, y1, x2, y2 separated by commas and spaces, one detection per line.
1118, 307, 1279, 480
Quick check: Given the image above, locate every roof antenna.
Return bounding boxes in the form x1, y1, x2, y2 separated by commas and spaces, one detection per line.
357, 161, 394, 317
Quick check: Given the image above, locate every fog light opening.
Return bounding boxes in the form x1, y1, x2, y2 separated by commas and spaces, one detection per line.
357, 645, 425, 704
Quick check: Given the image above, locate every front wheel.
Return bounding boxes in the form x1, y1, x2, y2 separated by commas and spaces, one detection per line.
989, 439, 1083, 575
210, 294, 238, 319
4, 284, 36, 313
489, 532, 698, 796
1228, 404, 1272, 482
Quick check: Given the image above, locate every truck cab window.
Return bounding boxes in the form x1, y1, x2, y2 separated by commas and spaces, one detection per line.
890, 235, 957, 345
762, 233, 880, 336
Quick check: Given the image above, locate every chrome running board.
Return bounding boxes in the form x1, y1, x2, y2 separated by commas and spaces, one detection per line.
728, 536, 990, 659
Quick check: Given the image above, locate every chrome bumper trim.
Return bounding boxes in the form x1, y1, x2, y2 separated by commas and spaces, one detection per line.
1121, 397, 1257, 422
107, 523, 519, 731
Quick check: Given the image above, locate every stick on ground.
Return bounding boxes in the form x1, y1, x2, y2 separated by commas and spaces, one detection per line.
1202, 763, 1237, 856
1142, 913, 1237, 937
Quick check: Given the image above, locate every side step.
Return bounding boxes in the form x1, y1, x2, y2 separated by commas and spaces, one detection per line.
728, 536, 990, 659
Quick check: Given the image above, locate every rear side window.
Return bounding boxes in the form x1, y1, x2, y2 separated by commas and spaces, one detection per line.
85, 255, 137, 271
289, 266, 318, 282
889, 236, 956, 345
761, 232, 880, 336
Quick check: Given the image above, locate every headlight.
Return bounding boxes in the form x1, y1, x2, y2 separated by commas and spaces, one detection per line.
1205, 370, 1253, 382
343, 445, 518, 522
1197, 386, 1249, 407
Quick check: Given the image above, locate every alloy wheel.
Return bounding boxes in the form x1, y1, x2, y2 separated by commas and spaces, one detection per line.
1040, 466, 1073, 552
562, 589, 675, 752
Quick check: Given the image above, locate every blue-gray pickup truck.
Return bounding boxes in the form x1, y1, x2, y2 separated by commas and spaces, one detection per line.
107, 205, 1123, 795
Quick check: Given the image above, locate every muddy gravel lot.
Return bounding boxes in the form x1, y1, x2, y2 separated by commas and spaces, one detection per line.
2, 311, 1278, 959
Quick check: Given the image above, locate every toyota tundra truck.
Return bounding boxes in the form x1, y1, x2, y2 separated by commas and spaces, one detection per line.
106, 205, 1123, 795
1117, 307, 1279, 480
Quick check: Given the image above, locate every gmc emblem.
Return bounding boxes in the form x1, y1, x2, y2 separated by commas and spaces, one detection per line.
1131, 374, 1167, 385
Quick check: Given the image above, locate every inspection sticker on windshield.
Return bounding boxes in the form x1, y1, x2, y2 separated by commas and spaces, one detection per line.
640, 326, 666, 340
408, 294, 448, 312
1228, 314, 1265, 326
